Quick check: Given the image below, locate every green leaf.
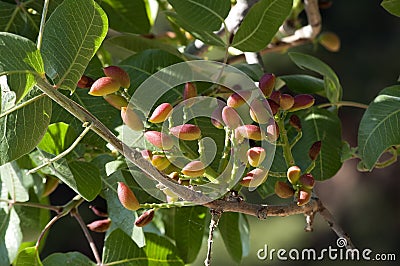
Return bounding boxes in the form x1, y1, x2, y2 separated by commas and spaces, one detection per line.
0, 88, 52, 166
67, 161, 101, 201
41, 0, 108, 91
292, 108, 343, 180
289, 52, 342, 103
280, 74, 326, 96
234, 64, 264, 81
174, 206, 207, 263
14, 247, 42, 266
0, 33, 44, 102
102, 229, 147, 265
43, 252, 95, 266
167, 0, 230, 31
381, 0, 400, 17
37, 122, 77, 155
232, 0, 293, 52
218, 212, 250, 263
99, 0, 150, 34
358, 85, 400, 169
0, 161, 29, 201
143, 233, 184, 266
104, 34, 182, 61
104, 170, 145, 248
0, 208, 22, 264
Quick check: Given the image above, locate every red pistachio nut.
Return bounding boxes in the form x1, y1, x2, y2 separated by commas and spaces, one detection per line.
267, 99, 280, 115
235, 125, 262, 141
77, 75, 95, 89
89, 77, 121, 96
103, 94, 128, 110
269, 91, 281, 105
151, 155, 170, 171
274, 181, 295, 199
183, 82, 197, 100
289, 94, 315, 112
121, 107, 144, 131
259, 73, 276, 97
148, 103, 173, 123
319, 32, 340, 52
103, 66, 130, 88
89, 205, 108, 218
266, 121, 279, 142
144, 131, 174, 150
246, 147, 266, 167
308, 141, 322, 161
169, 124, 201, 141
141, 149, 153, 161
289, 114, 302, 131
249, 99, 270, 124
135, 209, 155, 227
279, 94, 295, 110
87, 218, 111, 233
297, 188, 312, 206
227, 91, 252, 108
240, 168, 269, 188
181, 160, 205, 177
287, 165, 301, 184
299, 173, 315, 189
117, 182, 140, 211
222, 106, 242, 129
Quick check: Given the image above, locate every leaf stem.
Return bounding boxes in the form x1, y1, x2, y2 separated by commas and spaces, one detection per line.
276, 117, 295, 167
290, 131, 303, 149
37, 0, 50, 50
0, 93, 46, 118
26, 122, 93, 175
318, 101, 368, 109
0, 199, 62, 212
140, 201, 193, 209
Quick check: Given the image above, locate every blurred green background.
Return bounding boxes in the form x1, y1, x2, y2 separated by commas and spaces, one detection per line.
41, 0, 400, 265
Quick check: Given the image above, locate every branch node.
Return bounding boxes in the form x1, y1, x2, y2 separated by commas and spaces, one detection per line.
256, 206, 268, 220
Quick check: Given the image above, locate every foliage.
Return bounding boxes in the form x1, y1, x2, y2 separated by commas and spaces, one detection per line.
0, 0, 398, 265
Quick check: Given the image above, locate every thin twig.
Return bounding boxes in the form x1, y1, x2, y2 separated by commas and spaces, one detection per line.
35, 212, 65, 250
26, 122, 93, 175
0, 93, 46, 119
0, 198, 62, 213
37, 0, 50, 50
318, 101, 369, 109
71, 208, 102, 265
204, 209, 222, 266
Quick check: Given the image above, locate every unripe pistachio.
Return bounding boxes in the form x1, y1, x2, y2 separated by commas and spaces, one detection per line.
151, 155, 170, 171
319, 32, 340, 52
279, 94, 295, 110
89, 205, 108, 218
103, 66, 130, 88
287, 165, 301, 184
87, 218, 111, 233
103, 94, 128, 110
183, 82, 197, 100
227, 91, 252, 108
144, 131, 174, 150
235, 125, 262, 141
289, 94, 315, 112
274, 181, 295, 199
299, 173, 315, 189
269, 91, 281, 105
89, 77, 121, 96
148, 103, 173, 123
121, 107, 144, 131
141, 149, 153, 161
249, 99, 270, 124
266, 121, 279, 142
289, 114, 302, 131
222, 106, 242, 129
240, 168, 268, 188
135, 209, 155, 227
267, 99, 280, 115
259, 73, 276, 97
117, 182, 140, 211
181, 160, 205, 177
42, 175, 59, 197
169, 124, 201, 141
77, 75, 95, 88
297, 188, 312, 206
309, 141, 322, 161
246, 147, 266, 167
